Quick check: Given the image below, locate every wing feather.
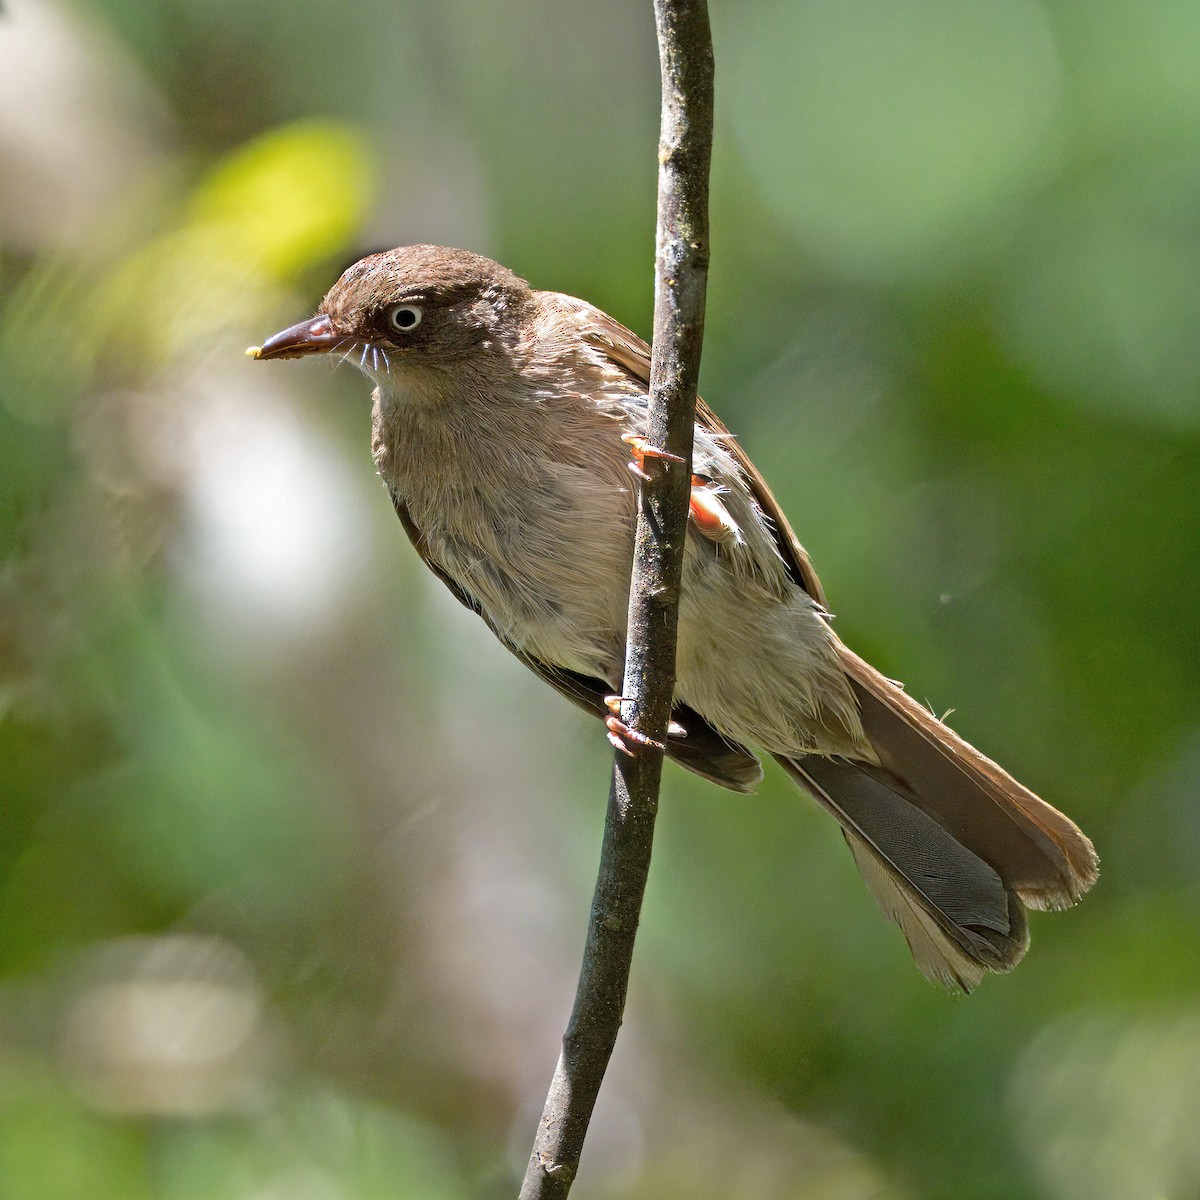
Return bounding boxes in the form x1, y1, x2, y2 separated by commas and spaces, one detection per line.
576, 301, 827, 603
572, 299, 1097, 909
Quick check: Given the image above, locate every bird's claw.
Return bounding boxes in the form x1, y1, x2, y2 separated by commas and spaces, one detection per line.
606, 716, 664, 756
603, 695, 683, 754
622, 433, 685, 481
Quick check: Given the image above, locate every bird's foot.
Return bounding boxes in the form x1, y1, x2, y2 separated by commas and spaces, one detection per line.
622, 433, 685, 481
621, 435, 739, 542
604, 696, 684, 755
687, 479, 741, 543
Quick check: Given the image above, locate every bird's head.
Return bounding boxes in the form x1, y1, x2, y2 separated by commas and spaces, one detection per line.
248, 244, 535, 389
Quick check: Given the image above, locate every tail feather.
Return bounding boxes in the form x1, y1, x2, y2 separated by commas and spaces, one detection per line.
838, 645, 1099, 910
779, 755, 1029, 991
777, 647, 1097, 991
845, 835, 1023, 993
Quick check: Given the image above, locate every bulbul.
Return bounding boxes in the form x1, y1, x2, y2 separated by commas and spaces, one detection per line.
250, 244, 1097, 991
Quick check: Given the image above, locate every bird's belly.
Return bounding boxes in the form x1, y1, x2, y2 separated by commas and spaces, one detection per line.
424, 477, 634, 681
393, 417, 862, 753
672, 548, 866, 759
425, 487, 864, 755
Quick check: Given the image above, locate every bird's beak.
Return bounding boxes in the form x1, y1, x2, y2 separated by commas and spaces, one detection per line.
246, 315, 340, 361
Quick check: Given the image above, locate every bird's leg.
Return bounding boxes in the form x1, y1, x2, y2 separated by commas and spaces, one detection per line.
621, 435, 740, 543
604, 696, 686, 755
686, 478, 741, 543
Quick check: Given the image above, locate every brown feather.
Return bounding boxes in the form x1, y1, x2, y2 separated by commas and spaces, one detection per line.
838, 647, 1099, 910
578, 295, 1097, 982
780, 754, 1030, 991
579, 307, 828, 602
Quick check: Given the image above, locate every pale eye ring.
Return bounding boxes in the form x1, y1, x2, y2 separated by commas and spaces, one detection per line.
388, 304, 423, 333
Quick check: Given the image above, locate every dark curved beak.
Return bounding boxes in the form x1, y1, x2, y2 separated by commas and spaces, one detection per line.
247, 315, 340, 361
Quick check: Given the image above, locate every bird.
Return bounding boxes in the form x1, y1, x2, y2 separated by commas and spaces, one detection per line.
249, 244, 1097, 991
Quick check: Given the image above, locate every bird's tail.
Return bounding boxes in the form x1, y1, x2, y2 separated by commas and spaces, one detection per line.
776, 646, 1099, 992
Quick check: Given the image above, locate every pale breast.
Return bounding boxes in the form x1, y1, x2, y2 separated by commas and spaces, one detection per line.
373, 380, 637, 681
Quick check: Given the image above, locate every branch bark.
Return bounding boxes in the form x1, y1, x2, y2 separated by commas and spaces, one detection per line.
518, 3, 713, 1197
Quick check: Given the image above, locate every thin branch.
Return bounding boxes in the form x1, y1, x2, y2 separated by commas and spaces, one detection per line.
517, 3, 714, 1197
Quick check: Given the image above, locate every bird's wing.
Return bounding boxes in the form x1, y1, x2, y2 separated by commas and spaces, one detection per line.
387, 488, 763, 793
574, 301, 828, 606
575, 297, 1098, 953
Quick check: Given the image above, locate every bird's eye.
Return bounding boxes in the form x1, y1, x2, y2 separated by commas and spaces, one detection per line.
388, 304, 423, 333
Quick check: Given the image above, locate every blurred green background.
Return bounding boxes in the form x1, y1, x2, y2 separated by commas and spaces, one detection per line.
2, 0, 1198, 1197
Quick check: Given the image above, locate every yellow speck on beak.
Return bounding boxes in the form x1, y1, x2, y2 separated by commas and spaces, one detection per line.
245, 345, 263, 359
